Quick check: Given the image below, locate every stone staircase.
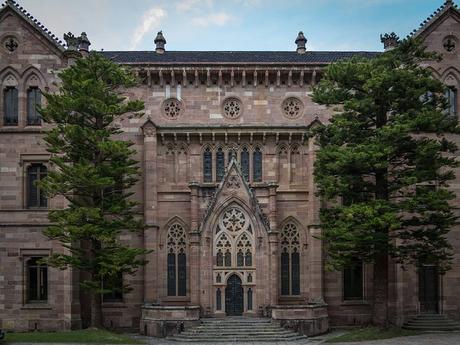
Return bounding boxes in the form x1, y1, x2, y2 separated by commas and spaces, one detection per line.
169, 317, 307, 342
402, 314, 460, 331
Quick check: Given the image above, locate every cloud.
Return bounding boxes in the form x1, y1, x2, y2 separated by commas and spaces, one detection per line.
176, 0, 202, 12
130, 6, 166, 49
191, 12, 232, 27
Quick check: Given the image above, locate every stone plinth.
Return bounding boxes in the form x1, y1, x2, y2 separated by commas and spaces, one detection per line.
271, 304, 329, 336
141, 305, 200, 337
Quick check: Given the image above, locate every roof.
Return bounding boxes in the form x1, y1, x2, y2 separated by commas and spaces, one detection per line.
100, 50, 380, 65
0, 0, 65, 52
411, 0, 460, 38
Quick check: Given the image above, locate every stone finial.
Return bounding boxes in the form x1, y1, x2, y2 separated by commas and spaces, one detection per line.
63, 32, 79, 51
154, 31, 166, 54
380, 32, 400, 51
295, 31, 307, 54
78, 32, 91, 53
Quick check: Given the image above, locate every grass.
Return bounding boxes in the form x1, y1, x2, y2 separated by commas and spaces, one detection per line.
326, 326, 421, 343
0, 329, 144, 344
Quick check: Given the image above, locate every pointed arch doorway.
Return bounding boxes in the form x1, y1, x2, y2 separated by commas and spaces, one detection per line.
225, 274, 243, 316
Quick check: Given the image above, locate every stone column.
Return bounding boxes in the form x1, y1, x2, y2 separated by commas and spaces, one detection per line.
142, 120, 159, 303
267, 181, 279, 306
188, 182, 201, 305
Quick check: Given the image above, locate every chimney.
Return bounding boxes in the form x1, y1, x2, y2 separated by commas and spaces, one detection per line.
295, 31, 307, 54
380, 32, 399, 51
154, 31, 166, 54
78, 32, 91, 56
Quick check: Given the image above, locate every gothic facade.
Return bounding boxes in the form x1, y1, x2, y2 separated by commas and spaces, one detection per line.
1, 0, 460, 337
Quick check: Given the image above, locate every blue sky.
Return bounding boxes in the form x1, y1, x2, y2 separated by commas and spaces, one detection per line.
18, 0, 448, 52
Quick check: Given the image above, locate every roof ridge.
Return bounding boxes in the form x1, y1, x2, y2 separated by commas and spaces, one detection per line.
409, 0, 459, 38
1, 0, 65, 51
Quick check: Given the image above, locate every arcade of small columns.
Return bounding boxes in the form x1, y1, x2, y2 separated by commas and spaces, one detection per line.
140, 121, 325, 312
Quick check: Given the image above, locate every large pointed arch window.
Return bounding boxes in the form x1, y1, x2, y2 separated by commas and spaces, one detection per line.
27, 87, 42, 125
280, 222, 300, 295
167, 223, 187, 296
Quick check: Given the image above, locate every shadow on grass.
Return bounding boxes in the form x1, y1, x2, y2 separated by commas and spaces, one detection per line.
326, 327, 421, 343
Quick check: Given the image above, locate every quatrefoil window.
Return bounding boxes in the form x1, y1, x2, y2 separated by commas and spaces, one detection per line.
443, 36, 457, 53
4, 37, 18, 52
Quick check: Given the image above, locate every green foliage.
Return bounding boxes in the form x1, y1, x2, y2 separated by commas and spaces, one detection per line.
311, 38, 458, 272
38, 53, 149, 294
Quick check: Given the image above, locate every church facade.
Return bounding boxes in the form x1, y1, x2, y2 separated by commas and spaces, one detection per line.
1, 0, 460, 337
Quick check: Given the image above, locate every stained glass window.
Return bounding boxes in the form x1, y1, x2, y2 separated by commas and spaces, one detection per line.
280, 222, 300, 295
167, 223, 187, 296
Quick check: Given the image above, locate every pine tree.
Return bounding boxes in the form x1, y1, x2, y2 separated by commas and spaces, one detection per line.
38, 53, 149, 328
311, 39, 459, 326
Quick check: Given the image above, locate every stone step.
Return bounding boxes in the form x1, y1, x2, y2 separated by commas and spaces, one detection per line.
402, 314, 460, 331
181, 330, 297, 336
192, 325, 282, 330
169, 336, 307, 342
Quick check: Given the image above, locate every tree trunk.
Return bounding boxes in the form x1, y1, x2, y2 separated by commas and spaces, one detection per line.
372, 253, 389, 327
90, 290, 103, 328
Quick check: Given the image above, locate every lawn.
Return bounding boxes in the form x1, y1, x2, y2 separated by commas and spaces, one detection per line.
326, 327, 421, 343
0, 329, 144, 344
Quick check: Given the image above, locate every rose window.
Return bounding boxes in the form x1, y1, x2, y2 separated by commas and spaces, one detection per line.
162, 98, 183, 119
281, 97, 304, 119
222, 97, 242, 119
221, 208, 246, 233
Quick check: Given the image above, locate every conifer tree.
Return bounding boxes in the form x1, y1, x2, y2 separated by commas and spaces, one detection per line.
38, 53, 148, 328
311, 39, 459, 325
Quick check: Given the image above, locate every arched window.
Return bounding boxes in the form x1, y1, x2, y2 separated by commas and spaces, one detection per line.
241, 147, 249, 182
278, 146, 289, 185
247, 288, 253, 310
216, 250, 223, 266
167, 223, 187, 296
27, 164, 47, 208
445, 87, 458, 117
26, 257, 48, 302
245, 250, 252, 266
290, 146, 302, 183
203, 147, 213, 182
4, 86, 18, 126
224, 250, 232, 267
236, 232, 252, 267
228, 149, 237, 162
280, 222, 300, 295
237, 250, 244, 267
253, 147, 262, 182
27, 87, 42, 125
216, 147, 225, 181
216, 288, 222, 310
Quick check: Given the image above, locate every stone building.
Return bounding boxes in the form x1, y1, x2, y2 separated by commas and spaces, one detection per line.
0, 0, 459, 337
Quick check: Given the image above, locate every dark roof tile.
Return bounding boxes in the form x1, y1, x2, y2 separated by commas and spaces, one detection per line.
100, 50, 380, 64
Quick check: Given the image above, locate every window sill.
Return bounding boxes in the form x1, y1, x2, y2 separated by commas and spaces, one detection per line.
341, 300, 369, 306
161, 296, 191, 303
22, 303, 52, 310
278, 295, 304, 303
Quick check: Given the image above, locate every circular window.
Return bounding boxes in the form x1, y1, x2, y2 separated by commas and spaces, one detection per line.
162, 98, 183, 119
222, 97, 243, 119
3, 37, 18, 53
443, 36, 457, 53
281, 97, 304, 119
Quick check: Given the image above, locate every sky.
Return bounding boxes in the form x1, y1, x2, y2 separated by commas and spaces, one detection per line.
15, 0, 450, 52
